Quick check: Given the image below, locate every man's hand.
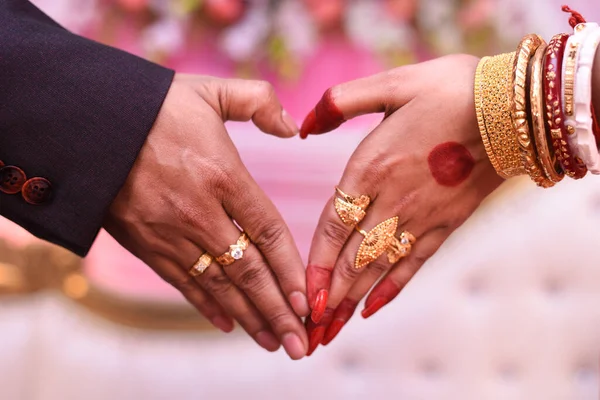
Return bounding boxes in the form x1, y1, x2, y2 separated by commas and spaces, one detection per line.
301, 55, 504, 354
103, 74, 310, 360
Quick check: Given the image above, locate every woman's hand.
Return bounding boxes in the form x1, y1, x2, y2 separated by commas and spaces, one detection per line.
302, 55, 504, 354
103, 74, 310, 360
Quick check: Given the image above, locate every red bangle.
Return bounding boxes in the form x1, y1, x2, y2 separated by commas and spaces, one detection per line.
543, 33, 587, 179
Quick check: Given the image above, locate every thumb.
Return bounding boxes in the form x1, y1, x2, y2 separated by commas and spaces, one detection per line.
300, 67, 415, 138
199, 77, 298, 138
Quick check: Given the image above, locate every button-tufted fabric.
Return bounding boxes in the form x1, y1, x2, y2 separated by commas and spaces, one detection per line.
0, 165, 27, 194
21, 177, 53, 205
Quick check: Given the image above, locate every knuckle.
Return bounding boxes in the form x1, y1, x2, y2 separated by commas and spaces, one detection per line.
252, 223, 288, 253
235, 260, 271, 293
164, 274, 197, 294
321, 219, 350, 249
336, 257, 361, 282
266, 308, 294, 331
202, 272, 234, 296
368, 260, 389, 276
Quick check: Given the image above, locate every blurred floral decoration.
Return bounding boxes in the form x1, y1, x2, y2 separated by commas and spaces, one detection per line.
36, 0, 528, 80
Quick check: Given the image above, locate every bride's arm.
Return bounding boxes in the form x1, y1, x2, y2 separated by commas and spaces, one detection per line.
594, 47, 600, 119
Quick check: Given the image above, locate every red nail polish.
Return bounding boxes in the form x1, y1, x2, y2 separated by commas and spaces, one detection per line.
361, 297, 388, 319
300, 109, 316, 139
307, 326, 325, 356
322, 319, 345, 346
311, 289, 328, 323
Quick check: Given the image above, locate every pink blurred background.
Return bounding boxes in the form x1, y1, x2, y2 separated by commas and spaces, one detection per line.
2, 1, 600, 399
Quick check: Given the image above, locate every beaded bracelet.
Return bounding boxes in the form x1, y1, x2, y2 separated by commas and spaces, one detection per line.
543, 33, 587, 179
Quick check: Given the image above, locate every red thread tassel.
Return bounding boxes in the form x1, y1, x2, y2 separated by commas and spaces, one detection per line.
562, 5, 586, 28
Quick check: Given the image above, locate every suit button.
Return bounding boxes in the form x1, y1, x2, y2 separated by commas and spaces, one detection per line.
21, 177, 53, 205
0, 166, 27, 194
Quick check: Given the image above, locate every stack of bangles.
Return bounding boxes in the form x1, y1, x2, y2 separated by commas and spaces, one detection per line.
475, 9, 600, 185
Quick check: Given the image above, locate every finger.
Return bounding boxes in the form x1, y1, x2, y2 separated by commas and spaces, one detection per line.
321, 298, 359, 346
196, 77, 298, 138
306, 168, 379, 323
322, 229, 445, 346
306, 307, 334, 357
361, 229, 447, 319
190, 249, 281, 353
188, 206, 308, 360
325, 205, 423, 313
150, 256, 234, 333
223, 172, 310, 318
299, 66, 417, 138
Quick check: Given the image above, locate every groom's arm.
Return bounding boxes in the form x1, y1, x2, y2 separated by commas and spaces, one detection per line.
0, 0, 174, 256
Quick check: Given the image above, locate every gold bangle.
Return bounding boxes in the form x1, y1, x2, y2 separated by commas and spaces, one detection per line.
530, 43, 563, 184
512, 34, 554, 188
474, 52, 524, 178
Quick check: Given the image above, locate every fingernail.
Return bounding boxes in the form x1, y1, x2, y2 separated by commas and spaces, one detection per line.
307, 326, 325, 356
311, 289, 328, 323
322, 318, 345, 346
289, 291, 310, 317
211, 316, 234, 333
300, 109, 316, 139
281, 110, 299, 137
361, 297, 388, 319
282, 333, 306, 360
255, 331, 281, 352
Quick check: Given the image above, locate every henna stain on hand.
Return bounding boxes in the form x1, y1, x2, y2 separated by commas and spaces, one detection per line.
306, 264, 332, 308
427, 142, 475, 187
322, 298, 358, 346
300, 88, 346, 138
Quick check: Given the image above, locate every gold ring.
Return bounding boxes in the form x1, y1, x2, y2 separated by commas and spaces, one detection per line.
215, 233, 250, 266
189, 252, 214, 276
333, 186, 371, 226
355, 216, 416, 269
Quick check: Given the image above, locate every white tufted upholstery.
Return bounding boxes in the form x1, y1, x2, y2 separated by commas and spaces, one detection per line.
2, 126, 600, 399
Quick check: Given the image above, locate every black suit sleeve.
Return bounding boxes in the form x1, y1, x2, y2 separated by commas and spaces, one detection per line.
0, 0, 175, 256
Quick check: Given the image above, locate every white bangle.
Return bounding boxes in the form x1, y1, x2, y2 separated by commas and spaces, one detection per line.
563, 23, 600, 174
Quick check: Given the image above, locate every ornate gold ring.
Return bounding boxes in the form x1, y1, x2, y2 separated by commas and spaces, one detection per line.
333, 187, 371, 226
215, 233, 250, 266
354, 216, 416, 269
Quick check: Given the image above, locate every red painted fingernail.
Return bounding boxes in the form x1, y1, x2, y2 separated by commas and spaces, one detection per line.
300, 109, 316, 139
307, 326, 325, 356
322, 318, 345, 346
311, 289, 328, 323
361, 297, 389, 319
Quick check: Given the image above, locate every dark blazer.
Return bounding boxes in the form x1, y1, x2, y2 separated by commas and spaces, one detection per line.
0, 0, 174, 256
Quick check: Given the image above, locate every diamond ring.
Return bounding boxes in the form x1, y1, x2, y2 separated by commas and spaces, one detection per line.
215, 233, 250, 266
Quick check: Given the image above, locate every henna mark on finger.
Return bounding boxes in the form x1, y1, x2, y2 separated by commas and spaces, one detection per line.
322, 298, 358, 346
300, 88, 346, 138
427, 142, 475, 187
306, 264, 332, 308
362, 278, 401, 319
